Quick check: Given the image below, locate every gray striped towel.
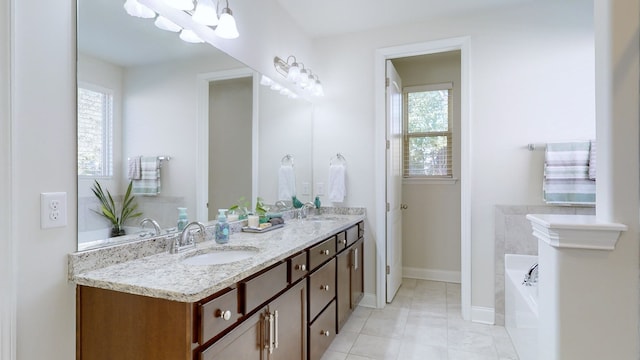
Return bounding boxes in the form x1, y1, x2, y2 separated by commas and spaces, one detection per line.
132, 156, 161, 195
543, 141, 595, 205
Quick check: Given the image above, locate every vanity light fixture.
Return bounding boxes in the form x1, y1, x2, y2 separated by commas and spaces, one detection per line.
123, 0, 239, 41
273, 56, 324, 97
260, 75, 299, 99
155, 16, 182, 32
214, 1, 239, 39
124, 0, 156, 18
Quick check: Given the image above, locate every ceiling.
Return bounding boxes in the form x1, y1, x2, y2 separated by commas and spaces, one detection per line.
274, 0, 535, 38
78, 0, 535, 67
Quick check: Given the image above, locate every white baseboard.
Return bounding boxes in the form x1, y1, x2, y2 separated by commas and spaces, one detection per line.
358, 293, 377, 308
471, 306, 495, 325
403, 266, 461, 283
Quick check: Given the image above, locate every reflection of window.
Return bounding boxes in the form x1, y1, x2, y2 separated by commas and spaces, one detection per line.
403, 83, 453, 178
77, 85, 113, 177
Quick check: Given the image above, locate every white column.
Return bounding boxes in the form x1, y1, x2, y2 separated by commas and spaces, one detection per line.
594, 0, 640, 357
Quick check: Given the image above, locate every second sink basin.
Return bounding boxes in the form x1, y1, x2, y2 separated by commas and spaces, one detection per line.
182, 248, 259, 266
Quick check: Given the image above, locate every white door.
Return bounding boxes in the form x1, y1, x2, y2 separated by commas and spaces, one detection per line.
386, 60, 403, 303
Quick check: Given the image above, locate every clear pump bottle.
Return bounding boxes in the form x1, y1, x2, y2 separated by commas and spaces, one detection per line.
214, 209, 229, 244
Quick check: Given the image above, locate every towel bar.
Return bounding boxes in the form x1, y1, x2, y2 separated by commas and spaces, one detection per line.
330, 153, 347, 165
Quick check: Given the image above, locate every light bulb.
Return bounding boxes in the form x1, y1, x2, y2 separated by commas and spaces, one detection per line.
124, 0, 155, 18
313, 80, 324, 97
193, 0, 219, 26
215, 7, 239, 39
260, 75, 274, 86
155, 16, 181, 32
298, 69, 310, 88
287, 63, 301, 83
179, 29, 204, 43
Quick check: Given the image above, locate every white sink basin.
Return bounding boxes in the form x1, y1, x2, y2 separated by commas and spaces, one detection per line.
181, 249, 258, 266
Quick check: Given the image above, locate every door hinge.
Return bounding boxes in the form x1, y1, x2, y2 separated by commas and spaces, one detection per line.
386, 265, 390, 275
386, 140, 390, 149
385, 77, 390, 87
386, 202, 390, 212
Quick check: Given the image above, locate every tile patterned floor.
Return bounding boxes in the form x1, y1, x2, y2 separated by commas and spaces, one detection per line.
321, 279, 519, 360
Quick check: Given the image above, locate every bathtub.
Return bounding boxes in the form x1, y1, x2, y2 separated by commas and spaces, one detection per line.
505, 254, 538, 360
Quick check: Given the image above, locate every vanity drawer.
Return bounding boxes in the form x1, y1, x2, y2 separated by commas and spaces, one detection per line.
199, 287, 239, 344
308, 258, 335, 321
346, 225, 359, 247
308, 300, 336, 360
336, 232, 347, 252
308, 236, 336, 270
240, 261, 288, 314
289, 251, 308, 284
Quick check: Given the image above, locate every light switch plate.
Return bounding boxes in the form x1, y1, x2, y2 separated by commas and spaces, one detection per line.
301, 182, 310, 196
316, 182, 325, 196
41, 192, 67, 229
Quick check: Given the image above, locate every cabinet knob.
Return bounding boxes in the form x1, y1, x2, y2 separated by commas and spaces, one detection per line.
339, 239, 347, 245
295, 264, 307, 271
216, 309, 232, 321
321, 330, 330, 337
321, 284, 330, 291
321, 249, 330, 255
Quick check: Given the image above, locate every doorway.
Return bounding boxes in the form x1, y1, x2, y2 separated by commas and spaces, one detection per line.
374, 37, 471, 320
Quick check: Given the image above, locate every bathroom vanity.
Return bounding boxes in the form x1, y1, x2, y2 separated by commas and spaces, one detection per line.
70, 212, 364, 360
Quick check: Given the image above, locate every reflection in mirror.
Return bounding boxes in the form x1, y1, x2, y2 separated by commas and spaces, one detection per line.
77, 0, 312, 251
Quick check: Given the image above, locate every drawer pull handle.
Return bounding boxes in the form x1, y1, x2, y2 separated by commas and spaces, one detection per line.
321, 284, 330, 291
216, 309, 232, 321
295, 264, 307, 271
321, 249, 330, 255
340, 239, 347, 245
321, 330, 330, 337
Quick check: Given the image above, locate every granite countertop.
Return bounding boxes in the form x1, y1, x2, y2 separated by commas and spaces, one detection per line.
70, 212, 365, 303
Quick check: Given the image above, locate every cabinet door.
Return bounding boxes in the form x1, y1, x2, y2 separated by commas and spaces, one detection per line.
266, 280, 307, 360
350, 239, 364, 308
199, 310, 264, 360
336, 249, 351, 332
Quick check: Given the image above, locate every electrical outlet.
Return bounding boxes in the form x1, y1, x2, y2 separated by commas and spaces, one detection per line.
301, 182, 311, 196
316, 182, 325, 196
41, 192, 67, 229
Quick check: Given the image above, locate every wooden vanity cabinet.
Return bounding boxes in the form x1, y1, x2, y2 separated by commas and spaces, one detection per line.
200, 280, 307, 360
336, 223, 364, 333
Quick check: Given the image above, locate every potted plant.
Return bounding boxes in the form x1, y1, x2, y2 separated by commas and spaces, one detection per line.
228, 196, 251, 220
91, 180, 142, 237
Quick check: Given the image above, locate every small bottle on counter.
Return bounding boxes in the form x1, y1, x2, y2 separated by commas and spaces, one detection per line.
215, 209, 229, 244
177, 207, 188, 231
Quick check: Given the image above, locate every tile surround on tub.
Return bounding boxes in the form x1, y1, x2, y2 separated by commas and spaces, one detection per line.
493, 204, 594, 325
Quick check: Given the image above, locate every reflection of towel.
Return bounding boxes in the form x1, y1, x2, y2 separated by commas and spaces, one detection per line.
328, 164, 346, 202
132, 156, 161, 195
588, 139, 597, 180
278, 165, 296, 201
543, 141, 595, 205
128, 156, 141, 180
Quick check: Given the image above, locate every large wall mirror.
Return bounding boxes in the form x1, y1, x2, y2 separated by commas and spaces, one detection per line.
77, 0, 313, 251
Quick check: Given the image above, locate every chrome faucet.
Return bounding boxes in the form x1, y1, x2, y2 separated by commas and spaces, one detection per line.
170, 221, 206, 254
139, 218, 161, 236
275, 200, 291, 211
300, 202, 316, 219
522, 263, 539, 286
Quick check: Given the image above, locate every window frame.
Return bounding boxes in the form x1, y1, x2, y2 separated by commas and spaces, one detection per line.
77, 82, 114, 179
402, 82, 456, 184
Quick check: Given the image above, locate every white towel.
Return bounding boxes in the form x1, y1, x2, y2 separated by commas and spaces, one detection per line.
588, 139, 597, 180
128, 156, 141, 180
278, 164, 296, 201
328, 164, 346, 202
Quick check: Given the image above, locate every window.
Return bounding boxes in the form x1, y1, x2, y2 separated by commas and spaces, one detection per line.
77, 84, 113, 177
403, 83, 453, 178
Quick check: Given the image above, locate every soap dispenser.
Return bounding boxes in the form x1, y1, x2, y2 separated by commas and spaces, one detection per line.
177, 207, 188, 231
215, 209, 230, 244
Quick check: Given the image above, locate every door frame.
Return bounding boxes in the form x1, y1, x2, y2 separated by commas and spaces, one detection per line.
195, 68, 258, 222
374, 36, 471, 320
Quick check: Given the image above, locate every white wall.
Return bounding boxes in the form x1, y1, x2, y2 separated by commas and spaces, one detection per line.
394, 52, 462, 281
11, 0, 77, 359
313, 1, 595, 312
